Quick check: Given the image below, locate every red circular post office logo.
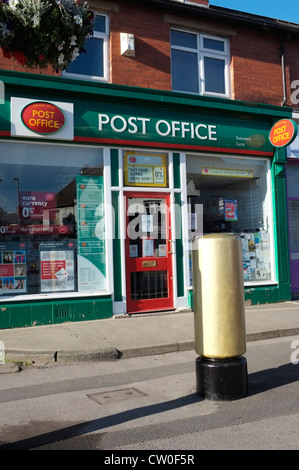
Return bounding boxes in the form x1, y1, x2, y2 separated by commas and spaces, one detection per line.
21, 101, 66, 135
269, 119, 298, 147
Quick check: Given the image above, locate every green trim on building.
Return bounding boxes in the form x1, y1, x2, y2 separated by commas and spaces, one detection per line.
111, 148, 119, 187
271, 148, 291, 301
173, 153, 181, 189
0, 70, 292, 120
0, 297, 113, 329
112, 191, 122, 302
244, 280, 291, 304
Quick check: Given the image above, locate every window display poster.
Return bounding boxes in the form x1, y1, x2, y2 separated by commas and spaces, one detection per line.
130, 245, 138, 258
224, 199, 238, 221
142, 214, 153, 233
124, 153, 167, 187
76, 176, 106, 292
143, 239, 154, 257
40, 242, 75, 292
241, 232, 271, 281
19, 191, 56, 221
0, 242, 27, 295
159, 244, 167, 257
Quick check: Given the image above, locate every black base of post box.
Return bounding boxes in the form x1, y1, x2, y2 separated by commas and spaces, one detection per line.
196, 355, 248, 401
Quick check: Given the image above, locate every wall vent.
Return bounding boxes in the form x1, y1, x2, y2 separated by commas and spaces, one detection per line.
55, 307, 72, 319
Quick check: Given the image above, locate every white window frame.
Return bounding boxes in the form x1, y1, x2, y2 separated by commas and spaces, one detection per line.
62, 13, 109, 82
171, 28, 230, 98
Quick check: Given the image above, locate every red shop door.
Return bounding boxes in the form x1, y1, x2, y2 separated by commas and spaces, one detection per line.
125, 192, 174, 313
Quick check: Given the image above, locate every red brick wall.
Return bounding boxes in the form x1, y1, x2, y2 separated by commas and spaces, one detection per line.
110, 2, 171, 90
0, 49, 59, 77
110, 2, 294, 107
230, 29, 286, 107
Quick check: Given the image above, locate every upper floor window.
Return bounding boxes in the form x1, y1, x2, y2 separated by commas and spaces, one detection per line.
170, 29, 230, 97
62, 14, 109, 81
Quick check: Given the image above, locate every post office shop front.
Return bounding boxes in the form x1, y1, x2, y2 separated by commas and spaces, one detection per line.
0, 73, 292, 328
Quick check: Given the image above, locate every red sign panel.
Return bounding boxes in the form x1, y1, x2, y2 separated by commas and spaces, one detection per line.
21, 101, 66, 135
41, 260, 66, 280
269, 119, 298, 147
0, 225, 70, 235
19, 191, 56, 221
0, 264, 14, 277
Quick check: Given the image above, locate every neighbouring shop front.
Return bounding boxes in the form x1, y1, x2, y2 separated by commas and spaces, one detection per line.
287, 111, 299, 299
0, 70, 292, 328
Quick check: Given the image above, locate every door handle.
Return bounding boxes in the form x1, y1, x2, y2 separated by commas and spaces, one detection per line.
168, 239, 174, 254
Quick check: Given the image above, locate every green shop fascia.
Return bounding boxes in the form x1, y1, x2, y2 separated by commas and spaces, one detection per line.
0, 70, 292, 328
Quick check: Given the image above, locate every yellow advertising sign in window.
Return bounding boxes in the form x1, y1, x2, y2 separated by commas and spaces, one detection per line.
202, 167, 253, 178
124, 152, 167, 187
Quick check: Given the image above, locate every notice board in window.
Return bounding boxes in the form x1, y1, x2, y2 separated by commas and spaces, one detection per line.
76, 175, 106, 292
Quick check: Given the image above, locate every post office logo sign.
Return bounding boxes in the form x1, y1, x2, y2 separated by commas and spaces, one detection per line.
269, 119, 298, 148
21, 101, 66, 135
11, 97, 74, 140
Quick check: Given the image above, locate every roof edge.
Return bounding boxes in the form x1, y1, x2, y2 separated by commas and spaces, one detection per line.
142, 0, 299, 36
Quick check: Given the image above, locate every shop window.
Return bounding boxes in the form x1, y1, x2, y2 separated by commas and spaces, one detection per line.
287, 163, 299, 256
123, 151, 169, 188
187, 154, 274, 284
287, 163, 299, 198
288, 200, 299, 255
0, 142, 105, 298
170, 29, 230, 97
62, 14, 109, 81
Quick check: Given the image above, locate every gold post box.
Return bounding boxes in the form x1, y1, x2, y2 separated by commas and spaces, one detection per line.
192, 233, 248, 400
192, 233, 246, 359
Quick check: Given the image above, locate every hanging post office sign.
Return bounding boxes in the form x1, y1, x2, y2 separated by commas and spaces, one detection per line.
269, 119, 298, 147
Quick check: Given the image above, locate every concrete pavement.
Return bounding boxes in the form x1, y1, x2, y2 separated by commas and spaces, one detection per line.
1, 300, 299, 370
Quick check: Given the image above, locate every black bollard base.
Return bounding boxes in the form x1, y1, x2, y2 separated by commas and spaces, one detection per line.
196, 355, 248, 401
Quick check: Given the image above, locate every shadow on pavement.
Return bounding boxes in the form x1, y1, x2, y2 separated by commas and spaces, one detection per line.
0, 393, 201, 450
248, 363, 299, 396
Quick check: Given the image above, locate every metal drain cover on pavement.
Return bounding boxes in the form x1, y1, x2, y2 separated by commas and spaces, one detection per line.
88, 387, 147, 405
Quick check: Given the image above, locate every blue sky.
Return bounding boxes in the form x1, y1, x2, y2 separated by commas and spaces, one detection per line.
209, 0, 299, 24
